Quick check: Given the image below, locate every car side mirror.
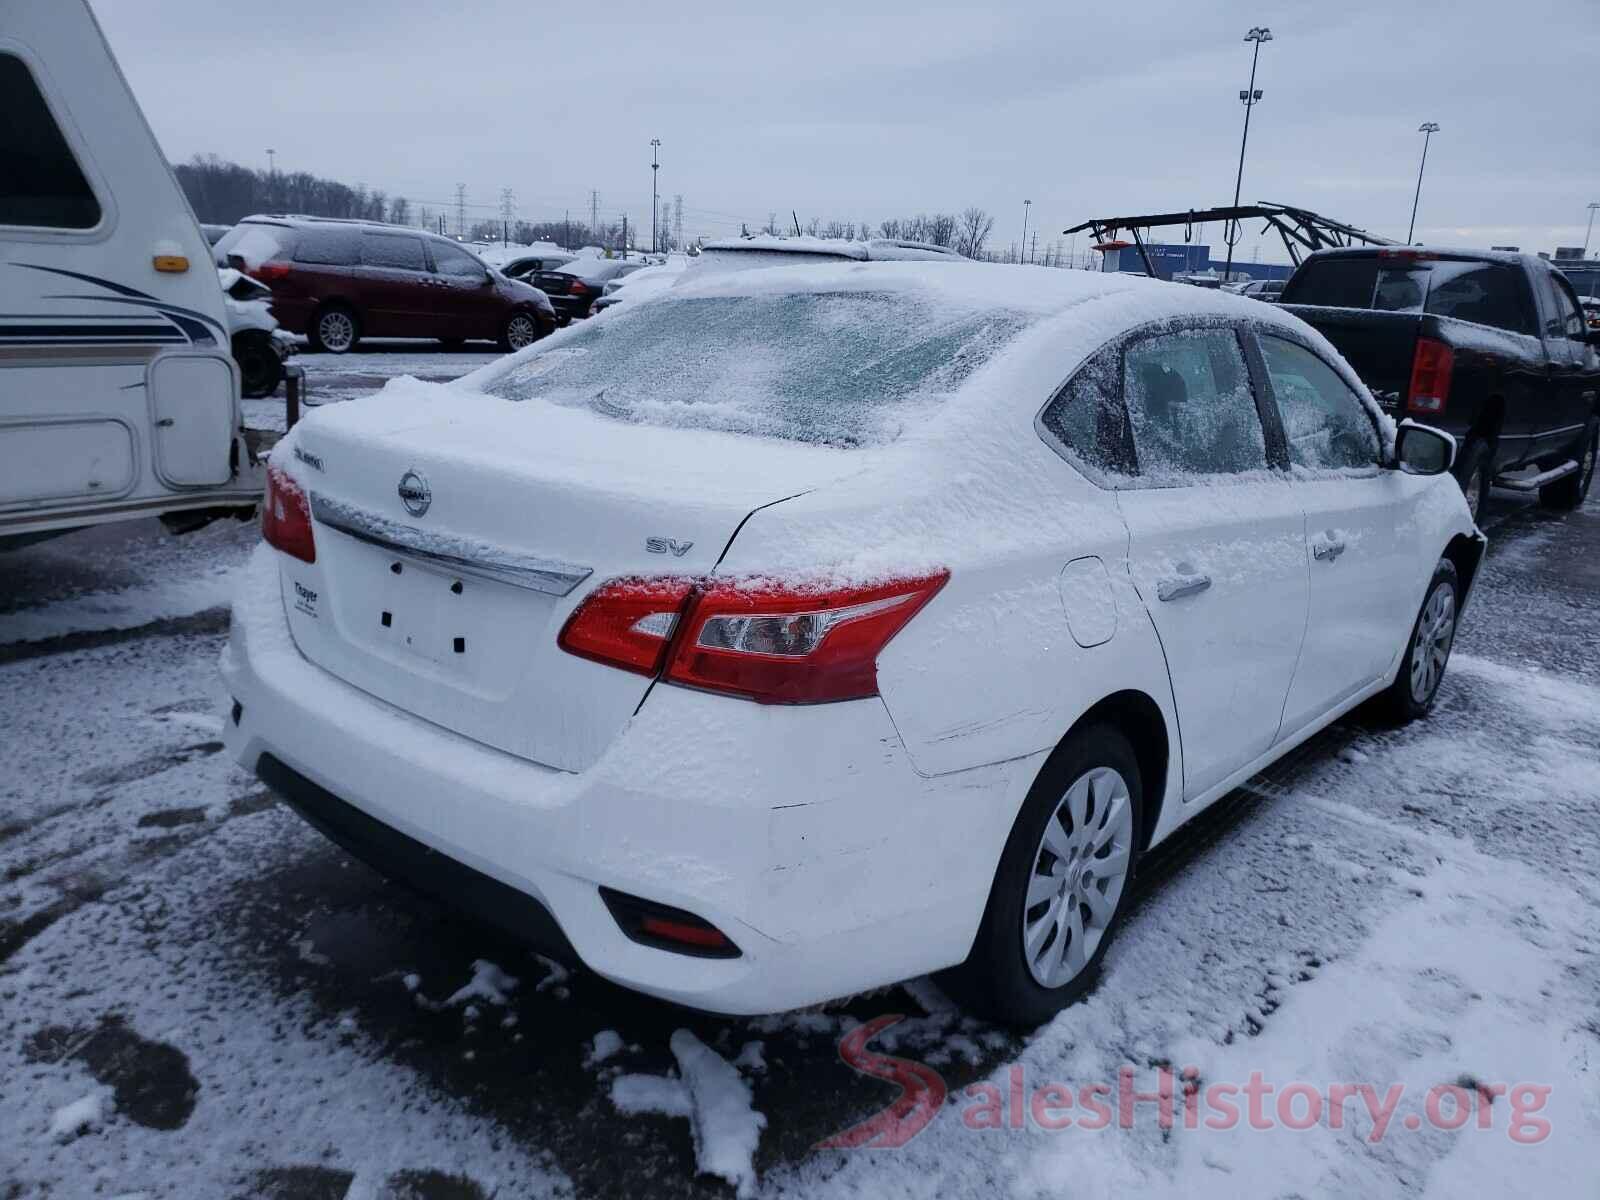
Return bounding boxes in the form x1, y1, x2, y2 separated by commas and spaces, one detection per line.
1394, 420, 1456, 476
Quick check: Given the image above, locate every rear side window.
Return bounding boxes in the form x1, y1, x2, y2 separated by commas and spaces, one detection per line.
294, 228, 361, 266
362, 234, 427, 271
431, 241, 487, 278
1123, 329, 1267, 481
0, 54, 101, 229
1259, 335, 1380, 470
1424, 262, 1535, 335
1282, 258, 1379, 308
1038, 345, 1133, 482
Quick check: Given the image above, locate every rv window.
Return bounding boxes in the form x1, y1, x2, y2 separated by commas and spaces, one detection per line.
0, 54, 101, 229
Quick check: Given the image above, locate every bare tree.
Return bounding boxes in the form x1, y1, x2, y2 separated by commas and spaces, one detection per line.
956, 207, 995, 259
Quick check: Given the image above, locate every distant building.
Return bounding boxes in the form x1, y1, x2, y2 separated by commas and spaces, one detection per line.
1096, 241, 1293, 283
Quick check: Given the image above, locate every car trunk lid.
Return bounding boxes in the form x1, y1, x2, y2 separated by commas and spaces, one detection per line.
277, 388, 859, 771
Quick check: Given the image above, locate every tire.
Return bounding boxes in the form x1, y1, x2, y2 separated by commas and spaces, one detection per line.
949, 724, 1143, 1028
1538, 417, 1598, 511
1453, 439, 1491, 524
1377, 558, 1460, 725
232, 331, 282, 399
498, 310, 542, 354
308, 304, 359, 354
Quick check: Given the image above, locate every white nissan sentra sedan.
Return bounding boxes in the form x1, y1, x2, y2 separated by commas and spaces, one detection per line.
223, 262, 1483, 1025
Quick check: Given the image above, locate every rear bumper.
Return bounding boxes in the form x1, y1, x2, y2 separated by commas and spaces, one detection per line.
221, 545, 1014, 1014
256, 752, 578, 963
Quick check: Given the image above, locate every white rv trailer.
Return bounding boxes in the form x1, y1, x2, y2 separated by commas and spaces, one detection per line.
1, 0, 261, 549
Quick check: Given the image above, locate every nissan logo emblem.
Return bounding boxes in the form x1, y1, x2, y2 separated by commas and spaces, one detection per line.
398, 469, 431, 517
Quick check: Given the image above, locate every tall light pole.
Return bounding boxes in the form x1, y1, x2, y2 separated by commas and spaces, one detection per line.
1224, 26, 1272, 286
266, 148, 276, 175
1020, 200, 1031, 264
1407, 122, 1440, 244
1583, 201, 1600, 259
650, 139, 661, 256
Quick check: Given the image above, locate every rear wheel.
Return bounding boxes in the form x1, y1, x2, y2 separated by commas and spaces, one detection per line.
1539, 418, 1597, 510
1453, 439, 1491, 524
309, 304, 359, 354
499, 310, 541, 353
950, 725, 1142, 1027
1377, 558, 1459, 725
232, 330, 282, 399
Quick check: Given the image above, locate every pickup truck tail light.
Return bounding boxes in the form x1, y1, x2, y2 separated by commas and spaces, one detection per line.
262, 465, 316, 563
559, 571, 949, 703
1407, 336, 1454, 415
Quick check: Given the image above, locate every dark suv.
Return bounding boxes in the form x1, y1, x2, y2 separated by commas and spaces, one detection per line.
214, 216, 556, 353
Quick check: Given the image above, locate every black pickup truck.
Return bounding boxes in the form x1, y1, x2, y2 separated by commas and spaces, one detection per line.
1279, 247, 1599, 517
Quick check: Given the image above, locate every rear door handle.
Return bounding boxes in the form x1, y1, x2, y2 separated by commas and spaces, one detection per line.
1313, 539, 1347, 562
1157, 574, 1212, 602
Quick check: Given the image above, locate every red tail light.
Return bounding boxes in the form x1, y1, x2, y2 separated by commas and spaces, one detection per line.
560, 571, 949, 704
252, 261, 291, 284
558, 577, 696, 675
262, 464, 316, 563
567, 279, 590, 296
1378, 249, 1436, 263
1407, 336, 1454, 415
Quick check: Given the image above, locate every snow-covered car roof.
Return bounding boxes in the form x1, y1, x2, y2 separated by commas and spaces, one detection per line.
697, 235, 961, 269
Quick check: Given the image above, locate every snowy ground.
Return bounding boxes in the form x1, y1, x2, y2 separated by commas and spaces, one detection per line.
2, 347, 1596, 1198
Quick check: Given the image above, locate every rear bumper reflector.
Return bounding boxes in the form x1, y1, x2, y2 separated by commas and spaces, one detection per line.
599, 886, 742, 959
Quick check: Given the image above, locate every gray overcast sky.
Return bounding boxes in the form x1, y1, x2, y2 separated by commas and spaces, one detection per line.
93, 0, 1599, 261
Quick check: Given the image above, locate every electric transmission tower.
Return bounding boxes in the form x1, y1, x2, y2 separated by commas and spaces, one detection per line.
590, 190, 600, 246
454, 183, 466, 238
499, 187, 516, 244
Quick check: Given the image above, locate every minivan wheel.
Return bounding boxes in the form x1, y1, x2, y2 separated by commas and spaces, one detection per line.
1453, 440, 1491, 524
310, 305, 359, 354
949, 724, 1143, 1028
499, 311, 541, 353
1377, 558, 1459, 725
1539, 418, 1597, 510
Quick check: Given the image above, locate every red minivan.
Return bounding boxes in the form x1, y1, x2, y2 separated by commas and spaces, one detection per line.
214, 215, 556, 353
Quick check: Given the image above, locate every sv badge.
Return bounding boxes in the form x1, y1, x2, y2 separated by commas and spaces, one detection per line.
645, 537, 694, 557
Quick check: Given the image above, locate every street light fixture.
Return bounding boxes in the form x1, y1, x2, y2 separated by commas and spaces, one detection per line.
1407, 122, 1440, 245
1224, 26, 1272, 286
650, 139, 661, 255
1583, 201, 1600, 260
1021, 199, 1031, 264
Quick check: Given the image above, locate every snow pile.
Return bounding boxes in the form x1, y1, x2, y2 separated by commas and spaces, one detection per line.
48, 1088, 113, 1141
443, 960, 519, 1007
610, 1074, 693, 1118
584, 1030, 625, 1068
608, 1030, 767, 1197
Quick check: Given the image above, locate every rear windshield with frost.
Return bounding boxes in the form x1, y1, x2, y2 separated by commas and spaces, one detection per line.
483, 292, 1035, 447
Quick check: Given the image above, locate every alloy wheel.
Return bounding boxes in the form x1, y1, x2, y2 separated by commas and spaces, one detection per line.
1409, 582, 1456, 704
506, 314, 538, 350
1021, 766, 1134, 988
318, 310, 354, 352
